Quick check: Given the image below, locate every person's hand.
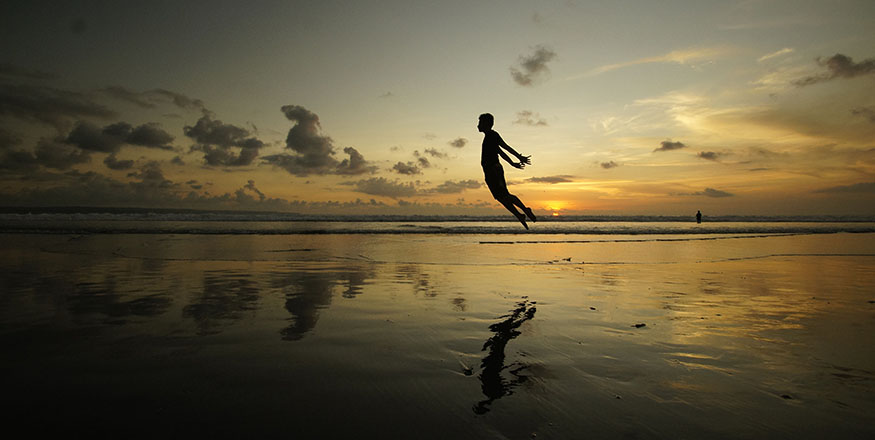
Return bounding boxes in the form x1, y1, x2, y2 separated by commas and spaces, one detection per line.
511, 162, 525, 169
518, 155, 531, 165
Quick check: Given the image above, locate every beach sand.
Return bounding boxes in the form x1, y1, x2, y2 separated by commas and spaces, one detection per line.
1, 232, 874, 438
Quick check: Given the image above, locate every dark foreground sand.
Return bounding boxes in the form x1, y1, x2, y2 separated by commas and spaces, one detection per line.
1, 232, 873, 438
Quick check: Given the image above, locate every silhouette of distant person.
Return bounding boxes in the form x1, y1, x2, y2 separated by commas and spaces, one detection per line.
696, 210, 702, 224
478, 113, 536, 229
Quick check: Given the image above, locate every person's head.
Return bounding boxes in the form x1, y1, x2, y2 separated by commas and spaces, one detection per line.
478, 113, 494, 132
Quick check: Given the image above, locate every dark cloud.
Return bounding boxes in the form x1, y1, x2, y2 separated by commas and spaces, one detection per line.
341, 177, 417, 198
654, 140, 687, 152
851, 106, 875, 123
103, 153, 134, 170
126, 161, 174, 189
0, 166, 393, 213
427, 179, 481, 194
0, 63, 58, 80
424, 148, 448, 159
0, 139, 91, 172
339, 177, 482, 200
513, 110, 548, 126
0, 149, 41, 172
392, 161, 422, 175
184, 114, 263, 166
243, 180, 265, 201
127, 123, 175, 148
184, 115, 251, 148
449, 137, 468, 148
34, 139, 91, 170
600, 161, 619, 169
262, 105, 375, 176
510, 45, 557, 86
336, 146, 374, 175
0, 83, 116, 129
194, 145, 260, 167
526, 175, 574, 184
814, 182, 875, 194
66, 121, 174, 152
793, 53, 875, 86
697, 151, 723, 161
676, 188, 734, 198
100, 86, 206, 111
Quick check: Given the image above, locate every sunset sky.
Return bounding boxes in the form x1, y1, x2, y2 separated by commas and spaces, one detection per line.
1, 0, 874, 215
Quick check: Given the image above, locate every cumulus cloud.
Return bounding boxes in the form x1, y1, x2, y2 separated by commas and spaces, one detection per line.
0, 83, 116, 129
66, 121, 174, 152
427, 179, 481, 194
510, 45, 557, 86
697, 151, 724, 161
793, 53, 875, 86
34, 139, 91, 170
103, 153, 134, 170
126, 161, 174, 189
341, 177, 481, 197
184, 114, 263, 166
654, 140, 687, 152
513, 110, 548, 126
341, 177, 417, 198
526, 175, 574, 184
0, 139, 91, 172
424, 148, 448, 159
336, 146, 374, 175
676, 187, 734, 198
449, 137, 467, 148
814, 182, 875, 194
242, 180, 265, 201
392, 161, 421, 175
600, 161, 619, 169
262, 105, 375, 176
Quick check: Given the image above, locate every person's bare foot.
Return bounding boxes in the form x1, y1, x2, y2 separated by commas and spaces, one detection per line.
523, 207, 537, 222
516, 213, 529, 230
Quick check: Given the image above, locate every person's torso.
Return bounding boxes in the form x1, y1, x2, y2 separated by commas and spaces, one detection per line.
481, 130, 499, 166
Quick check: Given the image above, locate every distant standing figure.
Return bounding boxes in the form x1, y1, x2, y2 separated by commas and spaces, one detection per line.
478, 113, 537, 229
696, 210, 702, 224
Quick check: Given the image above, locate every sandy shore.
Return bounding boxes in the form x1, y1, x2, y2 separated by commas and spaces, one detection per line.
1, 232, 873, 438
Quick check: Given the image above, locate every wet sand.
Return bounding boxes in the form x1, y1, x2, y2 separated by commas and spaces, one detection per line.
1, 232, 874, 438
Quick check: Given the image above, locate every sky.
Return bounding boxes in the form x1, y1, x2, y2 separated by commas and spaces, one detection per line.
1, 0, 874, 216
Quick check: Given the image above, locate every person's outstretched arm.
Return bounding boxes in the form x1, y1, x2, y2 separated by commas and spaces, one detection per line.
497, 148, 524, 169
496, 133, 531, 165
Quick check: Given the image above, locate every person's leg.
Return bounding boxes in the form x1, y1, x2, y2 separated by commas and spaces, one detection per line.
507, 193, 536, 222
497, 196, 528, 229
485, 164, 528, 229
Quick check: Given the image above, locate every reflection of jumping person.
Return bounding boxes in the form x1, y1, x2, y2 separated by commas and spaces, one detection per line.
478, 113, 536, 229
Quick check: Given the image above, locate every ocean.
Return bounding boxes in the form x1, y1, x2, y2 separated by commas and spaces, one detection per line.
2, 207, 874, 235
2, 207, 874, 438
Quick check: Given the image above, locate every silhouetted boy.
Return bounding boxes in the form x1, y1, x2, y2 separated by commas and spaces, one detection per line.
478, 113, 536, 229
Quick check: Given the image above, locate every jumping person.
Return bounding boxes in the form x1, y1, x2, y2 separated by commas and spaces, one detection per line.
478, 113, 536, 229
